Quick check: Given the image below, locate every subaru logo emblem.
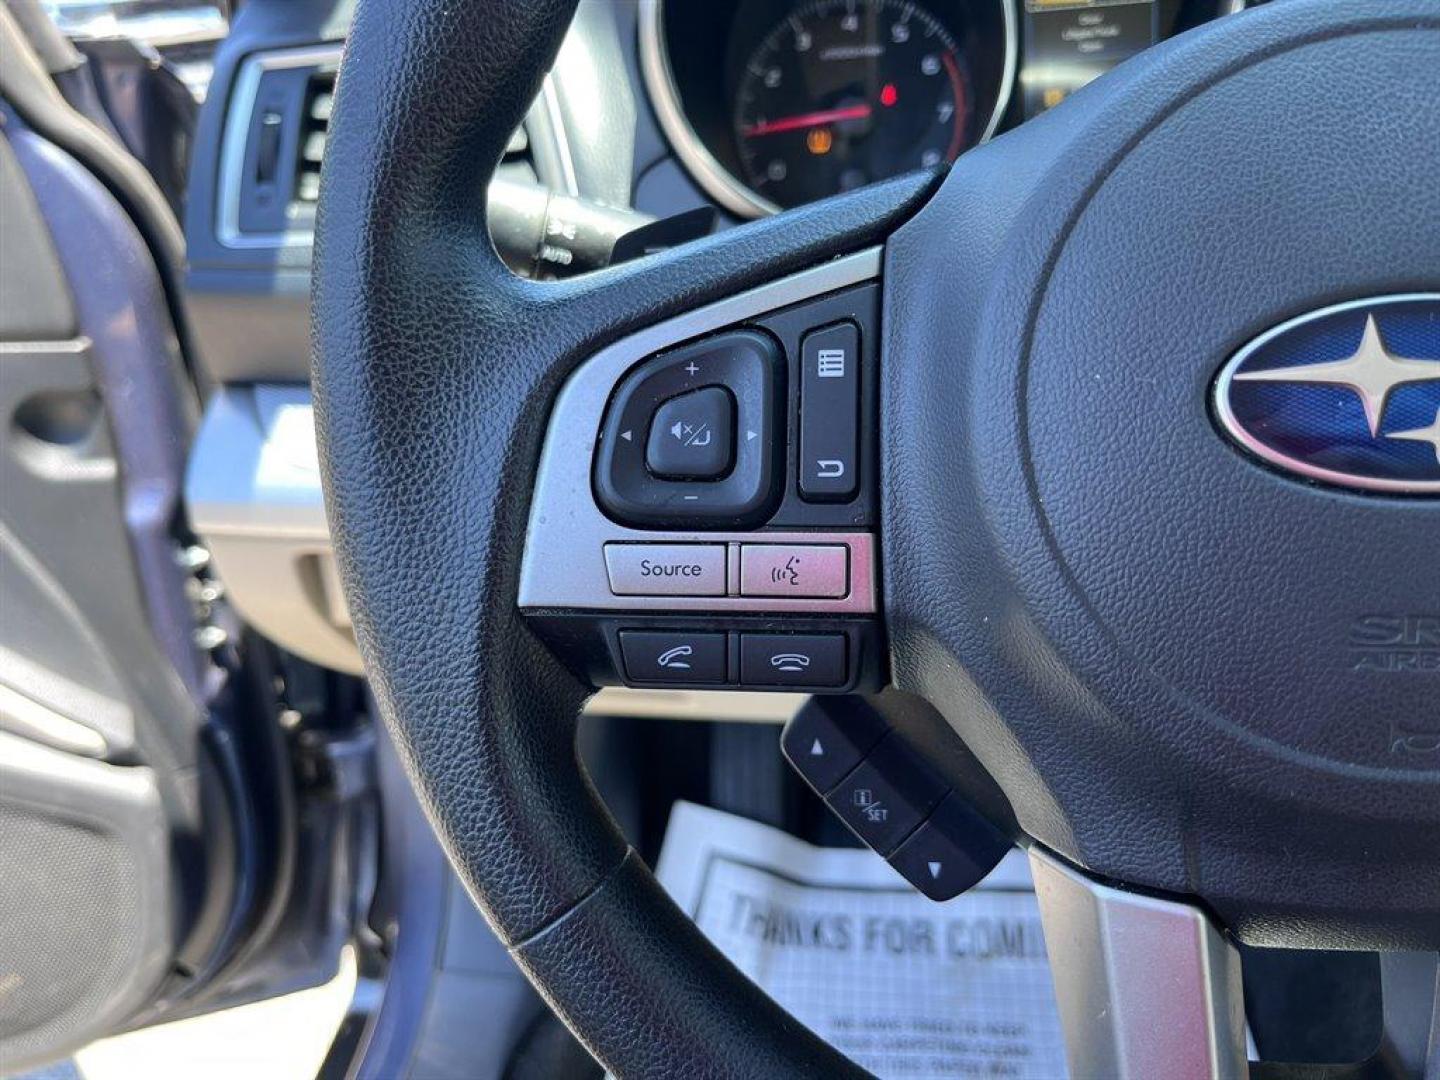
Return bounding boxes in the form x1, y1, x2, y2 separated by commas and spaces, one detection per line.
1214, 295, 1440, 494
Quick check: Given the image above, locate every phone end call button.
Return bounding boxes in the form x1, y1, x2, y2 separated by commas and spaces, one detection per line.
619, 630, 726, 684
740, 633, 846, 688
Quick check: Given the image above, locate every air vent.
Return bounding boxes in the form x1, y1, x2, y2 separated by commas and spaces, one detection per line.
294, 69, 334, 206
496, 125, 538, 186
292, 69, 535, 208
227, 49, 541, 245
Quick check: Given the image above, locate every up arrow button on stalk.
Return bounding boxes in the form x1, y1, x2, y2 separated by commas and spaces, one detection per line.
780, 698, 888, 794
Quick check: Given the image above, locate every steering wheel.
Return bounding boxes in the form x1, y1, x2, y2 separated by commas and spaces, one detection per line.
312, 0, 1440, 1075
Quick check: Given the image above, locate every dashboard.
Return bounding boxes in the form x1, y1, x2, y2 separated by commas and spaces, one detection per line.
642, 0, 1240, 216
180, 0, 1246, 679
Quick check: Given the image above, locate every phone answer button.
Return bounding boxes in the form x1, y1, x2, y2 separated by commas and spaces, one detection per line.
619, 630, 726, 684
739, 633, 845, 688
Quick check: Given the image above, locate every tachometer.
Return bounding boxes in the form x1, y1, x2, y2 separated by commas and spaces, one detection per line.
733, 0, 972, 209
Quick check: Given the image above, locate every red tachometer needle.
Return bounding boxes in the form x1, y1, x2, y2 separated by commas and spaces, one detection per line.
742, 103, 873, 138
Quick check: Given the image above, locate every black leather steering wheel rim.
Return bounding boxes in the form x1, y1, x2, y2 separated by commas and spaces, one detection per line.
311, 0, 934, 1072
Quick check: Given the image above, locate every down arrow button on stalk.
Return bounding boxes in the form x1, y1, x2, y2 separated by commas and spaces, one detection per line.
889, 793, 1011, 902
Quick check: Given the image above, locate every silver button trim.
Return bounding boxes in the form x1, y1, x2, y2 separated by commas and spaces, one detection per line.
518, 249, 881, 615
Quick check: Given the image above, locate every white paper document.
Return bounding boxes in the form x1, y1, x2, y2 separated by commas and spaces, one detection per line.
655, 801, 1068, 1079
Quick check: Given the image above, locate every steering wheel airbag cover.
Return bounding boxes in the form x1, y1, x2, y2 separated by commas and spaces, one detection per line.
884, 0, 1440, 947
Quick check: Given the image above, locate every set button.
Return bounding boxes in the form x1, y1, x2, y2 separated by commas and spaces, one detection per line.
827, 732, 948, 855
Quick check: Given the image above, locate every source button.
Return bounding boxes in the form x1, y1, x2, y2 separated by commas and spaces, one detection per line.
604, 543, 726, 596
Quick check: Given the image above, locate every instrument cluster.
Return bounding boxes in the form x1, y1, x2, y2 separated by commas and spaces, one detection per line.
641, 0, 1239, 216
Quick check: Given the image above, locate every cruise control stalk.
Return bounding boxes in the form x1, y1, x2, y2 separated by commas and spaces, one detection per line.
487, 177, 713, 278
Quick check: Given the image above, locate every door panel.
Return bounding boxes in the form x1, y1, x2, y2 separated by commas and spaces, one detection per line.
1, 8, 374, 1070
0, 121, 207, 1072
0, 97, 376, 1080
0, 732, 171, 1066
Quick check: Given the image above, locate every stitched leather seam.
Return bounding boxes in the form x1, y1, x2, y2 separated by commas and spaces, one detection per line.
507, 846, 636, 952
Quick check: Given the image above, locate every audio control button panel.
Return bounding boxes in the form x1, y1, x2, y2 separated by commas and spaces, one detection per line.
518, 251, 888, 695
594, 330, 784, 528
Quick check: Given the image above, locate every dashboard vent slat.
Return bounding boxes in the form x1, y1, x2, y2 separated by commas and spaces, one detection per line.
293, 69, 336, 208
292, 68, 533, 209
